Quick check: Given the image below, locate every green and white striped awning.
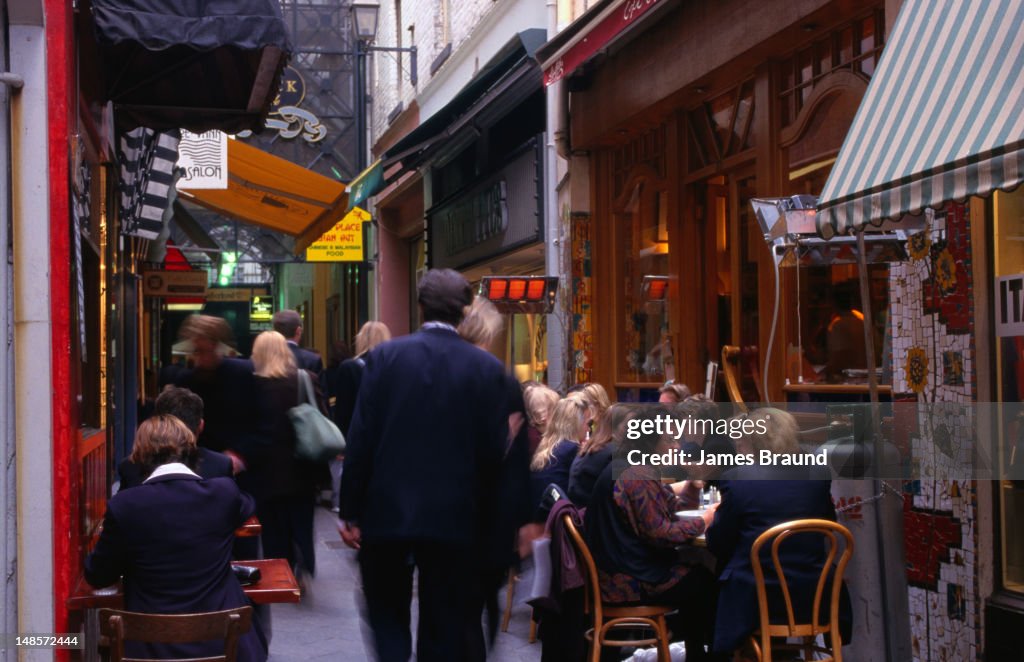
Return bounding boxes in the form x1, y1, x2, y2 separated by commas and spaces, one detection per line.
816, 0, 1024, 239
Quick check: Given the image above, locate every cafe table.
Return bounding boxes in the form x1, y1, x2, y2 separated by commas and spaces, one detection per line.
66, 558, 301, 610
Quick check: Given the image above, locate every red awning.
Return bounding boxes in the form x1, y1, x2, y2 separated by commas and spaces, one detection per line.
539, 0, 670, 86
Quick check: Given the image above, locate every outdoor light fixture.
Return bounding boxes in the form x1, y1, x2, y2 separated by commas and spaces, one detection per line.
481, 276, 558, 314
642, 275, 669, 301
350, 0, 381, 42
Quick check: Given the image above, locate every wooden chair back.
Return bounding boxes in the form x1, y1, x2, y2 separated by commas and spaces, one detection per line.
99, 606, 252, 662
562, 513, 603, 625
748, 519, 854, 662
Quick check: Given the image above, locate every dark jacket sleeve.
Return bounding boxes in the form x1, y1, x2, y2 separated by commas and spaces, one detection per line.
84, 506, 129, 588
338, 356, 379, 523
332, 359, 363, 437
706, 479, 742, 563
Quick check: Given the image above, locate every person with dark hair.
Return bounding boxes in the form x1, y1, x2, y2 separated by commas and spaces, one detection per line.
273, 309, 323, 375
825, 284, 867, 382
585, 406, 720, 661
339, 268, 509, 662
118, 386, 234, 490
85, 416, 267, 661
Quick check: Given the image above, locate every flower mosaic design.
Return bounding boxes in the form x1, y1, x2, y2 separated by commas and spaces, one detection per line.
906, 346, 929, 393
934, 248, 958, 294
907, 230, 931, 261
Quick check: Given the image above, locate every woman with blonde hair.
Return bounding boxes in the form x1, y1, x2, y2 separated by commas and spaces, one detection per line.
333, 321, 392, 436
528, 394, 588, 518
250, 331, 325, 582
523, 384, 560, 455
568, 402, 636, 507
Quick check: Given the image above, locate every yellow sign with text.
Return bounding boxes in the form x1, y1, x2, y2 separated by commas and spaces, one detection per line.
305, 207, 371, 262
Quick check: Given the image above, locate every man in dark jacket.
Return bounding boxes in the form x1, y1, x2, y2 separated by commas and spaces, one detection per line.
273, 309, 323, 375
339, 269, 509, 662
119, 386, 234, 490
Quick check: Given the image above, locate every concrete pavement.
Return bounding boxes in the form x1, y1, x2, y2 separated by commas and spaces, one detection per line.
267, 506, 540, 661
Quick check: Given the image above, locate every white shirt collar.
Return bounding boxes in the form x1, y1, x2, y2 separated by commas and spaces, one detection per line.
144, 462, 201, 482
421, 321, 458, 334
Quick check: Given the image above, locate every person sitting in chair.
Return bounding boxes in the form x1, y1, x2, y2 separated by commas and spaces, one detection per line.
86, 416, 267, 661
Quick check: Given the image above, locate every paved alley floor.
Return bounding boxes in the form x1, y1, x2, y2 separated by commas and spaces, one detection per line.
267, 505, 540, 662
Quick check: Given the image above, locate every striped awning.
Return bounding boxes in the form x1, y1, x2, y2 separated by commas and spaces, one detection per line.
816, 0, 1024, 239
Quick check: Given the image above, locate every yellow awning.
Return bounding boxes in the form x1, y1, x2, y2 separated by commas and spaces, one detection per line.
178, 138, 349, 253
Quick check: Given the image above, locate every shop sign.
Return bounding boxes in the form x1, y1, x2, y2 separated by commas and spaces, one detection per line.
236, 66, 327, 143
428, 144, 542, 270
305, 207, 372, 262
143, 269, 208, 297
177, 130, 228, 189
997, 273, 1024, 336
250, 295, 274, 322
206, 287, 269, 302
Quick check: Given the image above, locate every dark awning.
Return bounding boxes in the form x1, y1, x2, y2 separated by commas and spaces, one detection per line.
347, 28, 546, 204
91, 0, 291, 133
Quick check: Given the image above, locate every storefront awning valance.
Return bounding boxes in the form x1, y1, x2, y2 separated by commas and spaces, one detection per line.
91, 0, 291, 133
816, 0, 1024, 239
177, 139, 348, 254
347, 29, 546, 204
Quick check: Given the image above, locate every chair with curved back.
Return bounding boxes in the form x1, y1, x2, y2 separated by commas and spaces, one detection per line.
747, 519, 854, 662
562, 514, 673, 662
99, 606, 253, 662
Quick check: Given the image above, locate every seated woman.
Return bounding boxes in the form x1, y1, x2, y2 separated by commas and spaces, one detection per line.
529, 394, 588, 518
706, 408, 851, 659
85, 416, 266, 661
584, 407, 719, 662
568, 403, 634, 507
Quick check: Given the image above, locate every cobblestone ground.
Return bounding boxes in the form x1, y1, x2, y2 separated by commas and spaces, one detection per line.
268, 506, 540, 661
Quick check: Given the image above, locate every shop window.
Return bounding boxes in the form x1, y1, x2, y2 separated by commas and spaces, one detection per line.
779, 8, 884, 126
994, 187, 1024, 594
618, 182, 671, 383
685, 80, 755, 172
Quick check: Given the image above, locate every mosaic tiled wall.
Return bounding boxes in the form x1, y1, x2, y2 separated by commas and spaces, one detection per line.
571, 212, 594, 385
888, 203, 980, 661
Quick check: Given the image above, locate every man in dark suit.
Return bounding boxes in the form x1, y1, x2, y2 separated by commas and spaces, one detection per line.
273, 309, 323, 375
339, 269, 509, 662
119, 386, 234, 490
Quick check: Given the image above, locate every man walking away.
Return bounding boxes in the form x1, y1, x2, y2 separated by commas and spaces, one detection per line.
339, 269, 509, 662
273, 309, 324, 375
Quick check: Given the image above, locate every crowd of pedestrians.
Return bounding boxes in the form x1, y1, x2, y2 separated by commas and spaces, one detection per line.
84, 268, 850, 662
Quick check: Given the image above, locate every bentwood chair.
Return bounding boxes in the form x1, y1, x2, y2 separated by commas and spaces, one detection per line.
746, 519, 854, 662
99, 606, 253, 662
562, 515, 673, 662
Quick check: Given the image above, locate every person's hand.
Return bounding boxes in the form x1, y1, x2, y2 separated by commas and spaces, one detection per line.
337, 520, 361, 550
223, 450, 246, 475
700, 502, 720, 528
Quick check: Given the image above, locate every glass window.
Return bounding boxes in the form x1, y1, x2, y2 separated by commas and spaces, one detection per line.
995, 187, 1024, 594
619, 184, 670, 383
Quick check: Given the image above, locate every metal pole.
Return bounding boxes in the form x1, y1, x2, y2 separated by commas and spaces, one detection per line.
355, 39, 369, 325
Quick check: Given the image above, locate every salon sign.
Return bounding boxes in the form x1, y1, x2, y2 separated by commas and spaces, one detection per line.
997, 274, 1024, 336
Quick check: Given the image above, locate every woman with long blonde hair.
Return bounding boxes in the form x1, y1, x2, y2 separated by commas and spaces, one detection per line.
528, 394, 588, 518
333, 321, 392, 436
250, 330, 324, 581
523, 384, 560, 455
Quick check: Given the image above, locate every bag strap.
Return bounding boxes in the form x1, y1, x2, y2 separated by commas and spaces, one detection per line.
297, 370, 316, 407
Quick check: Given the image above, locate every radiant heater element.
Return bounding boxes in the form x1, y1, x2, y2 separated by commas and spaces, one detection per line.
480, 276, 559, 314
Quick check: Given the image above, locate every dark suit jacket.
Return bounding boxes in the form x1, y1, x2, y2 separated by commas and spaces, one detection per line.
331, 357, 365, 436
85, 473, 266, 661
339, 327, 508, 545
705, 465, 852, 653
117, 448, 233, 490
288, 341, 323, 375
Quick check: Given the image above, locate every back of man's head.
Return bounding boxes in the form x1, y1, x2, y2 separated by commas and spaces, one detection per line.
153, 385, 204, 436
417, 269, 473, 326
273, 310, 302, 340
